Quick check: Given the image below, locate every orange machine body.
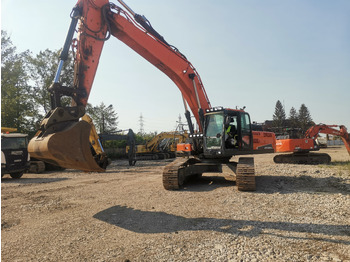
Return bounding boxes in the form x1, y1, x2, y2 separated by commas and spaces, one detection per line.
176, 143, 192, 152
276, 138, 317, 153
252, 131, 276, 151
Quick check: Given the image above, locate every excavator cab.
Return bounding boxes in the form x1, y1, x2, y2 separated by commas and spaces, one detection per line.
203, 108, 253, 159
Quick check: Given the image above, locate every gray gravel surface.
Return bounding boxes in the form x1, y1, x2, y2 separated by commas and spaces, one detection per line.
1, 146, 350, 261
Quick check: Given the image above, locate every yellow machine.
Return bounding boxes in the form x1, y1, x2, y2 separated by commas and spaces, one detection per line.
1, 127, 18, 133
127, 131, 188, 161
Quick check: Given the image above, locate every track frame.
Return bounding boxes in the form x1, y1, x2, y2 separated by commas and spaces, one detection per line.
163, 156, 256, 191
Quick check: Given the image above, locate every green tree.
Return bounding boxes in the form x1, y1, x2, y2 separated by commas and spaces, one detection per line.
298, 104, 314, 133
272, 100, 286, 130
1, 31, 34, 133
298, 104, 313, 133
288, 107, 299, 128
86, 102, 118, 133
28, 49, 74, 116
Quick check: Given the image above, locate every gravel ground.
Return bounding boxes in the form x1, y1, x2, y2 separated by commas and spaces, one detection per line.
1, 146, 350, 261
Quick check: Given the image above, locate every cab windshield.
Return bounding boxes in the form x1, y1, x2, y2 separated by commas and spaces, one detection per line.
205, 113, 224, 148
1, 137, 28, 150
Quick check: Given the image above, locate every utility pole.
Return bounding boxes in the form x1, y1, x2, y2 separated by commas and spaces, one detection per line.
178, 114, 182, 125
139, 113, 145, 135
102, 113, 105, 133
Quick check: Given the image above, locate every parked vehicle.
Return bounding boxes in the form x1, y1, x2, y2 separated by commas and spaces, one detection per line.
1, 132, 30, 179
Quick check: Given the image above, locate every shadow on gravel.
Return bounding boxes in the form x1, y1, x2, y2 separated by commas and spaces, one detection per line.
256, 175, 350, 195
104, 160, 171, 173
181, 176, 234, 192
94, 205, 350, 244
1, 177, 69, 184
109, 159, 172, 168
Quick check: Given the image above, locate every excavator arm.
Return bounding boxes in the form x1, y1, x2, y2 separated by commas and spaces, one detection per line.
28, 0, 211, 171
58, 0, 211, 124
339, 126, 350, 155
305, 124, 350, 155
305, 124, 340, 139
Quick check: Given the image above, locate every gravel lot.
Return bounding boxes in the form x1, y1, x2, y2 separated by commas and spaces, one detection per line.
2, 146, 350, 261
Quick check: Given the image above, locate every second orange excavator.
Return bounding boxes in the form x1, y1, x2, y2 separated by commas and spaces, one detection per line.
274, 124, 350, 164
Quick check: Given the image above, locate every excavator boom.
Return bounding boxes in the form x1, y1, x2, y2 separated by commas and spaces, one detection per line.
107, 5, 212, 125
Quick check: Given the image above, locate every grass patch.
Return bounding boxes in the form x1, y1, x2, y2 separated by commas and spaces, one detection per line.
321, 161, 350, 172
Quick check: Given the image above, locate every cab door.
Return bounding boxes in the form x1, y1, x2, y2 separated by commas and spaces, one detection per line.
239, 112, 253, 150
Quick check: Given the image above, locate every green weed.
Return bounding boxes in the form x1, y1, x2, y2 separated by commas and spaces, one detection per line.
320, 161, 350, 175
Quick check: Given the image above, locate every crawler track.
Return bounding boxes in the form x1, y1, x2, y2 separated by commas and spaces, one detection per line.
163, 157, 257, 191
162, 158, 188, 190
29, 161, 46, 174
236, 157, 256, 191
274, 153, 331, 165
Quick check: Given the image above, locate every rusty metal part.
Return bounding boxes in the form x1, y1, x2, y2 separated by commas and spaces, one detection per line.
28, 121, 105, 172
236, 157, 256, 191
273, 153, 331, 165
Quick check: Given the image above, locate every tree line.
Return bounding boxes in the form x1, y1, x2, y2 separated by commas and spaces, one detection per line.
272, 100, 314, 133
1, 30, 119, 137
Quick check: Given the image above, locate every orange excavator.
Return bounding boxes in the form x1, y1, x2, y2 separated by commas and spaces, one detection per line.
274, 124, 350, 164
28, 0, 275, 191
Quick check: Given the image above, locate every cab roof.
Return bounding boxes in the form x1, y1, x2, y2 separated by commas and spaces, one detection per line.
1, 133, 28, 138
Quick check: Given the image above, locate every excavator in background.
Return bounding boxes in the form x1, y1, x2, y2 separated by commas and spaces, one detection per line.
28, 0, 276, 190
305, 125, 350, 153
274, 124, 350, 164
99, 129, 136, 165
126, 131, 189, 162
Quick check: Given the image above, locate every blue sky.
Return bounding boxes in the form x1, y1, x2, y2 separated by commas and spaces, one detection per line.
2, 0, 350, 133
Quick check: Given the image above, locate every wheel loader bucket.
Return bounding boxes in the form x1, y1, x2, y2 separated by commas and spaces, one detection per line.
28, 121, 105, 172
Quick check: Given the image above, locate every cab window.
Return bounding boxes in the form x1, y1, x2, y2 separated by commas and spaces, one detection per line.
205, 113, 224, 148
1, 137, 28, 150
240, 113, 252, 149
241, 113, 251, 132
205, 114, 224, 137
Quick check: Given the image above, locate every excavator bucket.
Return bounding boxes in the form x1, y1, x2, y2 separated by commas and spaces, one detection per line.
28, 121, 105, 172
